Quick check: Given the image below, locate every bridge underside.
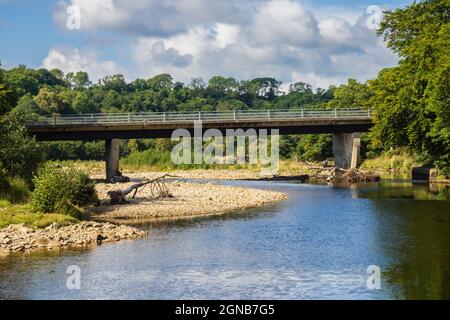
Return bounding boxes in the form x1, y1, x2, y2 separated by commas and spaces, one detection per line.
29, 119, 371, 141
28, 119, 372, 181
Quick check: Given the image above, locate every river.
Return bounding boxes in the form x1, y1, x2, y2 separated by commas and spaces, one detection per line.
0, 180, 449, 299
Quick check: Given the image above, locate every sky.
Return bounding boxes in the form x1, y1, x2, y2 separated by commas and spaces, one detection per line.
0, 0, 411, 89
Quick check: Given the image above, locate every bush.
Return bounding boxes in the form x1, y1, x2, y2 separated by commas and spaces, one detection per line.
0, 112, 44, 181
31, 164, 98, 218
0, 165, 30, 204
5, 177, 30, 203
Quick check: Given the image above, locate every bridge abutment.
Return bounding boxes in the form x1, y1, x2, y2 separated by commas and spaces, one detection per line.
332, 133, 361, 169
105, 139, 120, 182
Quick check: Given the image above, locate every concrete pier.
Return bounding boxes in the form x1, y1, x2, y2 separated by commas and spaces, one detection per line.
105, 139, 120, 182
332, 133, 361, 169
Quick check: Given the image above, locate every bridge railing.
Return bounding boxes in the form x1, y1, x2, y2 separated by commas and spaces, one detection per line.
28, 108, 371, 126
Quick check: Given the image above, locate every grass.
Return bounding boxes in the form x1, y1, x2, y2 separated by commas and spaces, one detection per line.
361, 149, 421, 175
0, 199, 78, 229
55, 156, 328, 178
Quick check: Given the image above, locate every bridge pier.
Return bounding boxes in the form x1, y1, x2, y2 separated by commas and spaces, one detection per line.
332, 133, 361, 169
105, 139, 120, 182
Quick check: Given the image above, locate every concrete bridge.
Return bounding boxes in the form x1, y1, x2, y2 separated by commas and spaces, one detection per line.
27, 109, 373, 181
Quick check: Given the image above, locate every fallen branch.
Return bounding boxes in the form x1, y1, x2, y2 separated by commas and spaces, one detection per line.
326, 168, 381, 184
107, 174, 177, 205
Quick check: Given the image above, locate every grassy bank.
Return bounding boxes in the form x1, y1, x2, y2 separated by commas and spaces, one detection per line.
55, 157, 323, 177
0, 165, 98, 229
0, 199, 77, 228
54, 148, 429, 178
361, 149, 421, 176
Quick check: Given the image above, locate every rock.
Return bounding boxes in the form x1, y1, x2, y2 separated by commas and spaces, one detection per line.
89, 232, 105, 242
0, 218, 147, 254
35, 238, 49, 247
46, 240, 61, 249
0, 249, 11, 255
45, 223, 61, 230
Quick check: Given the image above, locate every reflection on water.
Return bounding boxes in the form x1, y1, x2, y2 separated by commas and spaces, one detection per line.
352, 180, 450, 201
0, 180, 449, 300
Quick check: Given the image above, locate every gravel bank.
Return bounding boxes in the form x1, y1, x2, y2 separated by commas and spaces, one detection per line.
0, 221, 147, 255
90, 179, 287, 223
90, 169, 262, 181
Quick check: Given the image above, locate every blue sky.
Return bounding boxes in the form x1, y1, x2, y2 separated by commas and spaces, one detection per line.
0, 0, 411, 88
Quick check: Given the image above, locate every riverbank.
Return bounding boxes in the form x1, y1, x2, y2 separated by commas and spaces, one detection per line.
1, 174, 288, 254
0, 221, 147, 255
90, 178, 287, 223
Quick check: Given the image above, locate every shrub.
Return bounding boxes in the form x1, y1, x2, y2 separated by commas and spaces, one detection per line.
5, 177, 30, 203
0, 165, 30, 204
31, 164, 98, 218
0, 113, 44, 181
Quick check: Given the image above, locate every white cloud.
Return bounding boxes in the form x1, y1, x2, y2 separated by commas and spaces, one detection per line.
49, 0, 399, 88
42, 47, 126, 81
53, 0, 244, 36
248, 0, 319, 47
319, 17, 354, 45
215, 23, 240, 49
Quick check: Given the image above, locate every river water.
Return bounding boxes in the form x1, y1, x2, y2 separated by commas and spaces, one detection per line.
0, 180, 449, 300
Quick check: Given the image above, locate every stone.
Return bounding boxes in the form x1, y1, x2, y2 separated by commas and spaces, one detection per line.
11, 224, 33, 234
46, 240, 61, 249
35, 238, 49, 247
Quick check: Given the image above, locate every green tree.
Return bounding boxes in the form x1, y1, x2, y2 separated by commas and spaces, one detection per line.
72, 91, 98, 114
328, 79, 373, 110
147, 74, 173, 91
0, 83, 15, 115
66, 71, 91, 90
33, 87, 67, 114
216, 99, 248, 111
3, 65, 40, 97
370, 0, 450, 174
0, 113, 44, 180
101, 74, 127, 92
207, 76, 239, 99
12, 93, 41, 117
295, 135, 333, 162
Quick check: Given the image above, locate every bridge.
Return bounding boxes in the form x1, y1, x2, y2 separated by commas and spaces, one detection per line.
27, 108, 373, 181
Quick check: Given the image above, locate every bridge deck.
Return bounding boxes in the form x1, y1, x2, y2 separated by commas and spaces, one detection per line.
27, 109, 373, 141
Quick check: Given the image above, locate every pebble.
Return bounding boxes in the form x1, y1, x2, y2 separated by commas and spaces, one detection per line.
0, 222, 148, 254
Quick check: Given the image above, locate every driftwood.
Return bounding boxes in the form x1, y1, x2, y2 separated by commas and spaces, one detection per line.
326, 168, 381, 183
305, 166, 381, 183
107, 174, 176, 205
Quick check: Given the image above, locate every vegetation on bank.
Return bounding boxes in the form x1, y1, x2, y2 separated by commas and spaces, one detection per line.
31, 165, 98, 219
0, 200, 77, 229
361, 149, 422, 175
0, 165, 97, 228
